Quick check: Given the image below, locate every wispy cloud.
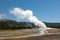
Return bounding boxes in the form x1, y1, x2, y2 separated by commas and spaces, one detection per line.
0, 14, 7, 19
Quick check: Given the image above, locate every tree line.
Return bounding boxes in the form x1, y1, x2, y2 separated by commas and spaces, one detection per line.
0, 20, 60, 30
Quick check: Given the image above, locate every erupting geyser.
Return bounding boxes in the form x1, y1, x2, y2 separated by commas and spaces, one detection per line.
10, 7, 48, 35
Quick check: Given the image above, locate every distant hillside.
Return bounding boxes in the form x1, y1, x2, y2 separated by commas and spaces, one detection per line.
45, 22, 60, 28
0, 20, 60, 30
0, 20, 38, 30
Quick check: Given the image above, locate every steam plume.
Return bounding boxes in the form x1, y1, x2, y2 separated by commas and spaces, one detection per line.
10, 7, 48, 35
0, 14, 6, 19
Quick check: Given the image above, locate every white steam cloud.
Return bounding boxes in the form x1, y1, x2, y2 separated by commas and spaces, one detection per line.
10, 8, 48, 35
0, 14, 7, 19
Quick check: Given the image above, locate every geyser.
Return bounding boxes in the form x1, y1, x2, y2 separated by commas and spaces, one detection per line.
10, 7, 48, 35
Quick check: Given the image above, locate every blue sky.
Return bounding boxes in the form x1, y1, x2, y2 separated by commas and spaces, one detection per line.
0, 0, 60, 22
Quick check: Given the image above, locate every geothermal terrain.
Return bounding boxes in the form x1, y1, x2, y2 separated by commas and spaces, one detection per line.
0, 20, 60, 40
0, 28, 60, 40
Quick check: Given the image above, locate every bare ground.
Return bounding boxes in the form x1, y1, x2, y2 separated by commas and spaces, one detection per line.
0, 28, 60, 40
